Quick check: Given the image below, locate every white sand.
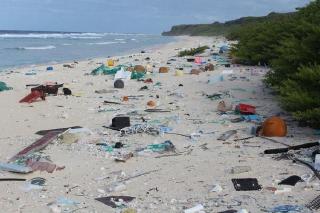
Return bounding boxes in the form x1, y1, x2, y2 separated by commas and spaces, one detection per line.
0, 36, 318, 213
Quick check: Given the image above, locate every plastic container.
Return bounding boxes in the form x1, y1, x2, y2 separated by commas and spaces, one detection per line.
235, 104, 256, 115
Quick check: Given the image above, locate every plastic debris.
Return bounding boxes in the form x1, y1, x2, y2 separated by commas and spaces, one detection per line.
48, 197, 80, 213
230, 166, 252, 174
30, 177, 46, 186
218, 130, 237, 141
274, 187, 292, 195
269, 205, 307, 213
306, 195, 320, 210
91, 65, 124, 75
114, 79, 125, 89
315, 154, 320, 171
0, 81, 13, 91
210, 184, 223, 193
242, 115, 262, 122
0, 162, 32, 174
95, 196, 135, 208
184, 204, 204, 213
115, 68, 132, 80
208, 75, 223, 84
232, 178, 262, 191
260, 117, 287, 137
235, 104, 256, 115
10, 131, 62, 162
147, 140, 175, 153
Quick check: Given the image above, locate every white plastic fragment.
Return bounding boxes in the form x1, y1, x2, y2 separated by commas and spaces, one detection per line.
301, 174, 313, 183
210, 184, 223, 193
315, 154, 320, 171
184, 204, 204, 213
237, 209, 249, 213
274, 187, 292, 195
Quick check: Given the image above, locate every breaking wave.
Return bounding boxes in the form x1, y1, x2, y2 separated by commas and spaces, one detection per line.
0, 33, 103, 39
0, 32, 149, 39
87, 41, 127, 45
14, 45, 56, 50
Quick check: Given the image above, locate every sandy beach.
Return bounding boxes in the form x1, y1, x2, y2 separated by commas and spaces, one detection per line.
0, 36, 319, 213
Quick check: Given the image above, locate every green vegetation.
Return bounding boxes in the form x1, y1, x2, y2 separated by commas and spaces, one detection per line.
162, 12, 293, 36
231, 0, 320, 128
178, 46, 209, 57
164, 1, 320, 127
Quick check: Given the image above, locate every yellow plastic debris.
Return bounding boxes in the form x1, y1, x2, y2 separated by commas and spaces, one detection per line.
107, 59, 115, 67
175, 70, 184, 77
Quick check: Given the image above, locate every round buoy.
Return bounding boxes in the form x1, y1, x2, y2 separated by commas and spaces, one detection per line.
114, 79, 124, 89
261, 117, 287, 137
147, 100, 156, 107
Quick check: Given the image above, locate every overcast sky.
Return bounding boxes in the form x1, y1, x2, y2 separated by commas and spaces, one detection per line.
0, 0, 310, 34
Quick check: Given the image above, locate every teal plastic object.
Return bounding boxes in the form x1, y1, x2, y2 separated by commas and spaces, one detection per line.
147, 140, 175, 152
131, 71, 145, 80
0, 81, 12, 91
91, 65, 124, 75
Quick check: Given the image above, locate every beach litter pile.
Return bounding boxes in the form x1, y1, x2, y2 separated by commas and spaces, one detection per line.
0, 37, 318, 212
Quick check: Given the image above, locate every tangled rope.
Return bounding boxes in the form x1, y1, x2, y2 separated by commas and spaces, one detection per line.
120, 124, 160, 136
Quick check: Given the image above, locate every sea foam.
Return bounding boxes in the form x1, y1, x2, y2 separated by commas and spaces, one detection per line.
17, 45, 56, 50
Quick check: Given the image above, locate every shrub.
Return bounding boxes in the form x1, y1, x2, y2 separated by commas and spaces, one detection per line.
231, 0, 320, 127
178, 46, 209, 57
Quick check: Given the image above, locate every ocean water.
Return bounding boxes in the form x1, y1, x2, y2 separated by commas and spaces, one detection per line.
0, 32, 174, 70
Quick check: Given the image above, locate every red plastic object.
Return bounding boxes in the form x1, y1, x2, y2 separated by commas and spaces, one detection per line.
236, 104, 256, 115
195, 56, 203, 64
19, 90, 45, 103
9, 131, 62, 162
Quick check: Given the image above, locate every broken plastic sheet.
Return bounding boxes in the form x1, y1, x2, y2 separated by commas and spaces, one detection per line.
9, 131, 62, 162
232, 178, 262, 191
114, 67, 132, 81
269, 205, 310, 213
0, 162, 32, 174
222, 70, 234, 75
208, 75, 224, 84
131, 71, 145, 80
91, 65, 124, 75
95, 196, 135, 208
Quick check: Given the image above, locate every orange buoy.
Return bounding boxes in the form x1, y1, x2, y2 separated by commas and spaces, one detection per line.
122, 96, 129, 102
134, 65, 145, 72
159, 67, 169, 73
261, 117, 287, 137
147, 100, 156, 107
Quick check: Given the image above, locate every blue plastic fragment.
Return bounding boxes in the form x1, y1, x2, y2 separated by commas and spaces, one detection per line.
0, 162, 32, 174
269, 205, 306, 213
159, 126, 173, 134
46, 66, 53, 71
56, 197, 80, 206
242, 114, 262, 122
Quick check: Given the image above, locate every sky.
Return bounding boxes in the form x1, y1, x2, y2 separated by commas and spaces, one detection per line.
0, 0, 311, 34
